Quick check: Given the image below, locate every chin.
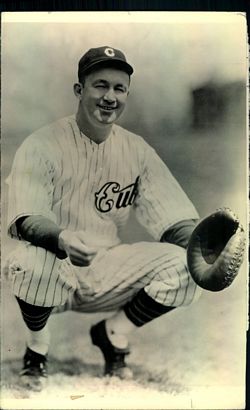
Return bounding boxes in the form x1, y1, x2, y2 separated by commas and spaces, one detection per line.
104, 114, 117, 124
94, 110, 118, 125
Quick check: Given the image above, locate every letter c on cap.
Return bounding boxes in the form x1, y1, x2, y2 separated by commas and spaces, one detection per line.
104, 48, 115, 57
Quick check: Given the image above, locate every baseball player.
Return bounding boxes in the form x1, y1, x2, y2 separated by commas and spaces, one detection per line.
5, 46, 202, 390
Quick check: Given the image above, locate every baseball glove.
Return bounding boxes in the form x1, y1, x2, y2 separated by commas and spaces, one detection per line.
187, 208, 246, 291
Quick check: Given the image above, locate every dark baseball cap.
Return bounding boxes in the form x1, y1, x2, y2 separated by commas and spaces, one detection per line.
78, 46, 134, 79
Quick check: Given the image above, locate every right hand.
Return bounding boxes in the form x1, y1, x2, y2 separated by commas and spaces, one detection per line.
58, 230, 98, 266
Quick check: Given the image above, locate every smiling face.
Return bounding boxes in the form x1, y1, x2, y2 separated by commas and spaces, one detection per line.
76, 67, 130, 129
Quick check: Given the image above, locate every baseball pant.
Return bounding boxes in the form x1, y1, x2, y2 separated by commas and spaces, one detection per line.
8, 241, 202, 313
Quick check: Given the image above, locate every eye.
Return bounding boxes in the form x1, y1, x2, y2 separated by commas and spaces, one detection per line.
95, 84, 106, 89
115, 86, 126, 93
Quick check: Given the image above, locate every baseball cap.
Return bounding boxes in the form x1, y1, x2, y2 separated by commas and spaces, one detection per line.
78, 46, 134, 79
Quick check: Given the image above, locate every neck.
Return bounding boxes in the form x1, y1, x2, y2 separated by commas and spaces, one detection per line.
76, 110, 112, 144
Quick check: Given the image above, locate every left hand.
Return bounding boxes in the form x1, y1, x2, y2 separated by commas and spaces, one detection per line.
187, 208, 246, 291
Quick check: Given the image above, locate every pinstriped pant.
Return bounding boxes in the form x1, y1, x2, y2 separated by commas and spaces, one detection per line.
7, 242, 202, 312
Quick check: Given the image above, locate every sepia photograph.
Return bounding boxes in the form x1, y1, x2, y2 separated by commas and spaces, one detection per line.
1, 11, 248, 409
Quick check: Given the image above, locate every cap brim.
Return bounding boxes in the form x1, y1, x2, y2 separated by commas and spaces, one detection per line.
80, 58, 134, 76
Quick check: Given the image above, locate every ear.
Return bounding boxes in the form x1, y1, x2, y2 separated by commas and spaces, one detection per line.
73, 83, 83, 99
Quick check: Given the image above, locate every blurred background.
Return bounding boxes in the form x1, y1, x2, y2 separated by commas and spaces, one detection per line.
1, 14, 248, 407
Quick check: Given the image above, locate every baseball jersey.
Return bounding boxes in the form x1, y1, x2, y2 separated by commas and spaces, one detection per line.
7, 115, 198, 248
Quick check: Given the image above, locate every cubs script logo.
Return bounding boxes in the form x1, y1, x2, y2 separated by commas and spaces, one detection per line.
95, 176, 140, 213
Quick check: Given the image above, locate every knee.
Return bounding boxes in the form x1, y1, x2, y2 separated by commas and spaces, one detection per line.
171, 247, 203, 306
145, 245, 203, 306
171, 246, 203, 306
186, 281, 203, 305
154, 244, 188, 285
8, 245, 61, 306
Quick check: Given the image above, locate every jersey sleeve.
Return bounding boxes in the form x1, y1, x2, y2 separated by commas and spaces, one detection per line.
6, 138, 57, 239
133, 145, 199, 240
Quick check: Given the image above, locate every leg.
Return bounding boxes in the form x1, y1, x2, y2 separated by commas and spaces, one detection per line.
16, 297, 52, 354
7, 243, 77, 307
69, 242, 202, 378
6, 243, 79, 356
6, 244, 79, 390
67, 242, 201, 312
15, 297, 52, 391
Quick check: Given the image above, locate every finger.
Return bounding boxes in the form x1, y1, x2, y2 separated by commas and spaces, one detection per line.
77, 252, 97, 263
68, 246, 97, 260
83, 288, 98, 296
70, 257, 91, 267
80, 245, 98, 256
75, 236, 99, 255
70, 252, 97, 266
72, 244, 98, 257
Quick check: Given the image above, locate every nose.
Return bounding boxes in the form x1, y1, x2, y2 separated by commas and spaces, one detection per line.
103, 88, 116, 103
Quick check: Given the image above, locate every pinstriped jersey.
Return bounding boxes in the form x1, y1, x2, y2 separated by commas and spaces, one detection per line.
6, 115, 199, 248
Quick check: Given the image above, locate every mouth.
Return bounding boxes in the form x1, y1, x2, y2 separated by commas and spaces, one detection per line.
97, 105, 117, 112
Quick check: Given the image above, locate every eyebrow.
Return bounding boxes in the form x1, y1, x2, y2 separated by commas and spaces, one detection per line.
93, 79, 108, 84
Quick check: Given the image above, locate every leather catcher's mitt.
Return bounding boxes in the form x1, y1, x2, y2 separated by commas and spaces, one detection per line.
187, 208, 245, 291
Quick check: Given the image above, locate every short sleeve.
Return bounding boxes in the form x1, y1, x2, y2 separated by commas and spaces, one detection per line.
134, 145, 199, 240
6, 138, 57, 238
